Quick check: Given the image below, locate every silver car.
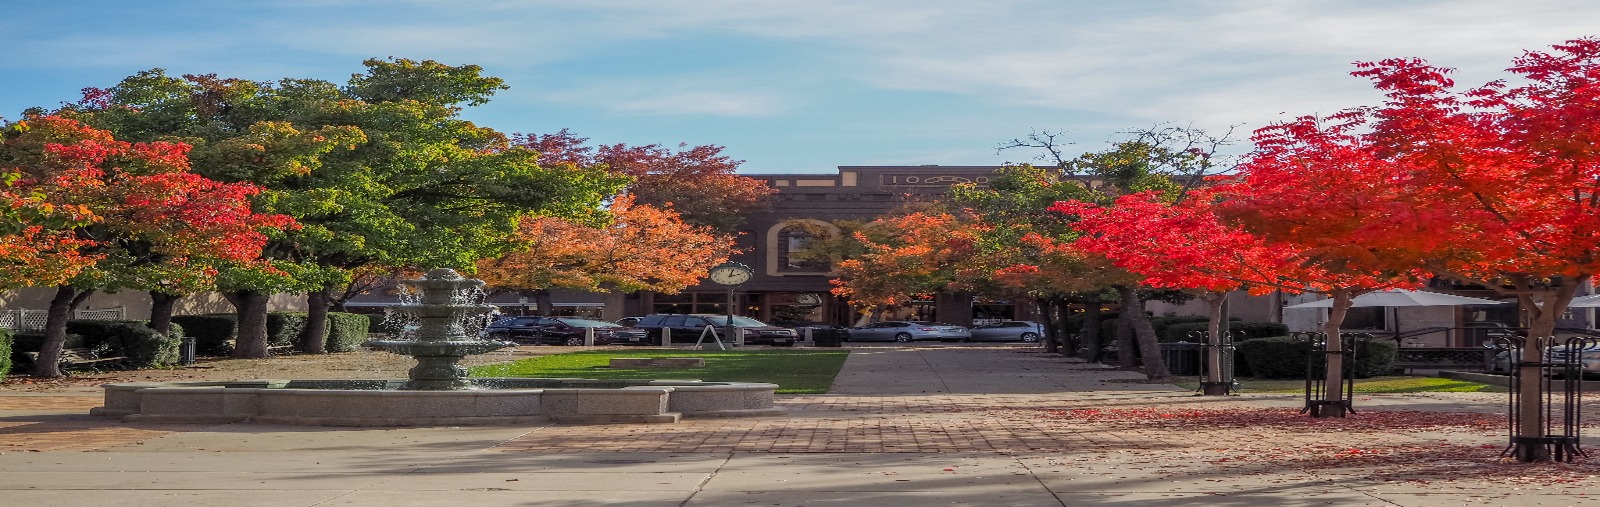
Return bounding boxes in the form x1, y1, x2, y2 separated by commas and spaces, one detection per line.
968, 321, 1045, 343
1490, 341, 1600, 376
848, 321, 971, 342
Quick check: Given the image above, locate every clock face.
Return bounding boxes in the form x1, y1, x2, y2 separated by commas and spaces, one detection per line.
709, 265, 752, 285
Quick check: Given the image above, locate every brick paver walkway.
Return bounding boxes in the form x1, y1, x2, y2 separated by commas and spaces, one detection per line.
3, 345, 1598, 502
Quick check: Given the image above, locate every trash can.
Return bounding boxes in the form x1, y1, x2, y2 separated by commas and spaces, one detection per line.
179, 336, 197, 365
1159, 341, 1202, 375
814, 328, 844, 348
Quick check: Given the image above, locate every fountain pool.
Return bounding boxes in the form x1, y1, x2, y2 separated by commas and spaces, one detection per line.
91, 268, 782, 426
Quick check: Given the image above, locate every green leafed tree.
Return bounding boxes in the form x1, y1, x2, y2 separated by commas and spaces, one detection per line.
61, 59, 622, 357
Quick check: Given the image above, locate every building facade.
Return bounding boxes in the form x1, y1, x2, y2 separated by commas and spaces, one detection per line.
616, 165, 1040, 327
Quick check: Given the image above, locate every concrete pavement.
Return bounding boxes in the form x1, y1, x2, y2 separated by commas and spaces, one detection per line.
1, 345, 1597, 506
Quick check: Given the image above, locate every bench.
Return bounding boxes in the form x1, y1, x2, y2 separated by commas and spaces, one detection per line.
1392, 347, 1495, 374
22, 347, 127, 371
609, 357, 706, 368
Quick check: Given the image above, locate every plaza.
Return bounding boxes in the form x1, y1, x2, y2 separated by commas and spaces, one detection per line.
1, 345, 1594, 506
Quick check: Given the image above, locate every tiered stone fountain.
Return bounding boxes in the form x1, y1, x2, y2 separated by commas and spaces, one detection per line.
363, 268, 513, 390
92, 269, 782, 426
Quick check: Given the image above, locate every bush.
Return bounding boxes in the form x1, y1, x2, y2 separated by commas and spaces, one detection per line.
326, 312, 371, 352
1164, 320, 1290, 342
67, 320, 180, 368
7, 332, 85, 372
1236, 335, 1398, 379
171, 314, 236, 356
1151, 316, 1211, 342
267, 312, 310, 350
1232, 322, 1290, 339
0, 329, 11, 380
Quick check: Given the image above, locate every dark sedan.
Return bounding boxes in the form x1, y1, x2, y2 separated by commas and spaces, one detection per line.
483, 317, 648, 345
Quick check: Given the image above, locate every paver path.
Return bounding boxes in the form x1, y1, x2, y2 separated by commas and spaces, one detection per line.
1, 345, 1597, 506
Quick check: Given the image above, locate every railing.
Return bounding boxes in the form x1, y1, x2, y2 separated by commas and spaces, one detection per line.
1, 307, 127, 331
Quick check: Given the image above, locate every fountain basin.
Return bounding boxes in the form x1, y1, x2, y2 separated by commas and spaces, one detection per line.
92, 378, 782, 427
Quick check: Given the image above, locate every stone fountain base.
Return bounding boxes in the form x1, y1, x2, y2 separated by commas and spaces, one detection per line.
92, 378, 782, 427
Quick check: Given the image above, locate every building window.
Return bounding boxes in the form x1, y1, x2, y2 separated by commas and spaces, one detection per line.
765, 219, 839, 276
778, 227, 829, 272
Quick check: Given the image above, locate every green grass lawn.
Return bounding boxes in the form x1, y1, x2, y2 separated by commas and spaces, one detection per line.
1174, 376, 1505, 393
470, 349, 850, 394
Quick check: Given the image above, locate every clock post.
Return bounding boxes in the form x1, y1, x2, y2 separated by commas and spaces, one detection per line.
707, 262, 753, 347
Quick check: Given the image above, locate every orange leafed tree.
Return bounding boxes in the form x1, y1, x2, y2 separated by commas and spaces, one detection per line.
829, 211, 988, 320
476, 195, 733, 311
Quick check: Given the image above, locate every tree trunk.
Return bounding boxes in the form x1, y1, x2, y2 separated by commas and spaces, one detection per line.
1038, 298, 1058, 354
148, 291, 181, 336
1052, 297, 1079, 357
31, 285, 83, 378
1114, 306, 1137, 368
1316, 288, 1356, 418
225, 290, 271, 359
534, 289, 555, 317
1507, 279, 1581, 462
1203, 293, 1227, 385
1120, 286, 1169, 379
1083, 303, 1104, 363
303, 287, 332, 354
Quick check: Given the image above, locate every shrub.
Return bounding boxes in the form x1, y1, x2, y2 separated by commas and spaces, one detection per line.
1151, 316, 1211, 342
267, 312, 310, 350
171, 314, 236, 356
0, 329, 11, 380
326, 312, 371, 352
68, 320, 180, 368
1232, 322, 1290, 339
7, 333, 84, 372
1236, 335, 1398, 379
1164, 320, 1290, 342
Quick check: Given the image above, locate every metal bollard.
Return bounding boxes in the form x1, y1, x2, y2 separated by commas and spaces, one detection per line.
584, 326, 595, 347
803, 327, 814, 347
661, 327, 671, 347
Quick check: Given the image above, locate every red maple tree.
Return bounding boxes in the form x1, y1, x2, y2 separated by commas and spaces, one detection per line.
1346, 37, 1600, 461
0, 116, 290, 376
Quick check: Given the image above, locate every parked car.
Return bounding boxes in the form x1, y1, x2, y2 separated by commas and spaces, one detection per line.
615, 316, 643, 327
1463, 321, 1519, 347
968, 320, 1045, 343
772, 320, 850, 344
631, 314, 799, 346
483, 316, 648, 346
847, 321, 971, 342
1490, 341, 1600, 377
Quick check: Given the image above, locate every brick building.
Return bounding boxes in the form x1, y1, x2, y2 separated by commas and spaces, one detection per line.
617, 165, 1039, 327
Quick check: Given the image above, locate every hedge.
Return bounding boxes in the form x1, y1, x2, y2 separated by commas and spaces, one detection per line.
1150, 316, 1210, 342
1236, 335, 1398, 379
66, 320, 181, 368
267, 312, 310, 350
8, 332, 87, 372
326, 312, 371, 352
0, 329, 11, 380
170, 314, 236, 356
1164, 321, 1290, 342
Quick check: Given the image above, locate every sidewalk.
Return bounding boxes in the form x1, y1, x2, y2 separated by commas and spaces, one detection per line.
1, 345, 1595, 506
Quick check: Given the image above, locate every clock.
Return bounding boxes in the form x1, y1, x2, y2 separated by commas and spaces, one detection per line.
707, 262, 754, 286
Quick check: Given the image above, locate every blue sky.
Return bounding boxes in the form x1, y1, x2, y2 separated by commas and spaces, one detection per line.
2, 1, 1596, 173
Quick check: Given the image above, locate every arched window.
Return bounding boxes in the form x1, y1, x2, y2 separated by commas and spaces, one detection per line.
765, 219, 839, 275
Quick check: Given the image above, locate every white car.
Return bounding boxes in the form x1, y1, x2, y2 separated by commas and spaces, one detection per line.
967, 321, 1045, 343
